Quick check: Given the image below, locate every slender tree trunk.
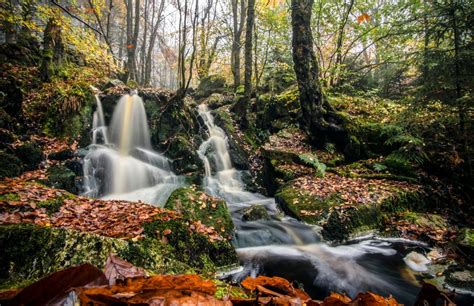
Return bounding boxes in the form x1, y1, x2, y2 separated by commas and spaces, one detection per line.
235, 0, 255, 128
331, 0, 354, 87
450, 1, 471, 179
291, 0, 348, 148
231, 0, 246, 89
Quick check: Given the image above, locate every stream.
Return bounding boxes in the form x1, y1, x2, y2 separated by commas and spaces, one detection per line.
82, 94, 472, 305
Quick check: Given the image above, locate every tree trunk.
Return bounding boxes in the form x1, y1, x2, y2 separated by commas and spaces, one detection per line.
290, 0, 348, 148
231, 0, 246, 89
40, 16, 63, 82
234, 0, 255, 128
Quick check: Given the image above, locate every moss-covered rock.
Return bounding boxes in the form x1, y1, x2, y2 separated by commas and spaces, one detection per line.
195, 75, 226, 98
214, 108, 250, 170
48, 149, 74, 161
204, 93, 233, 109
242, 205, 269, 221
44, 165, 77, 194
0, 150, 22, 178
164, 186, 234, 240
275, 174, 426, 241
0, 224, 191, 289
256, 86, 301, 133
13, 142, 43, 171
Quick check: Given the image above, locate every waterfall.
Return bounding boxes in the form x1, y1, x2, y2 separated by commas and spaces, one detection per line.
197, 104, 244, 193
82, 93, 183, 206
196, 103, 425, 304
92, 94, 108, 145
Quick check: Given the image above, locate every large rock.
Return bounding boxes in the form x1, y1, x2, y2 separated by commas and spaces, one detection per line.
275, 174, 426, 241
0, 150, 22, 178
13, 142, 43, 171
165, 186, 235, 240
195, 75, 226, 98
242, 205, 269, 221
0, 224, 190, 289
44, 165, 77, 194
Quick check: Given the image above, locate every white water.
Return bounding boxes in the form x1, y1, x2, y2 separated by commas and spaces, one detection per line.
196, 104, 426, 303
92, 94, 108, 145
82, 93, 183, 206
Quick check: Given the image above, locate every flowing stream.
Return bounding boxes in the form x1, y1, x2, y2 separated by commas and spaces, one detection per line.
81, 96, 471, 304
197, 104, 428, 304
82, 93, 183, 205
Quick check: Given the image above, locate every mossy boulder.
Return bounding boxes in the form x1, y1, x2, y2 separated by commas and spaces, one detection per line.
275, 175, 426, 241
242, 205, 269, 221
44, 165, 77, 194
204, 93, 233, 109
167, 134, 202, 175
48, 149, 74, 161
256, 86, 301, 133
195, 75, 226, 98
164, 187, 234, 240
0, 150, 22, 178
0, 224, 191, 289
13, 142, 43, 171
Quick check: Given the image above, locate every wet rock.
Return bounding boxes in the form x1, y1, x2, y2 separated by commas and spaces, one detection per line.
45, 165, 77, 194
445, 269, 474, 292
213, 109, 249, 170
167, 134, 202, 175
64, 159, 83, 176
0, 150, 22, 178
13, 142, 43, 171
48, 149, 74, 161
242, 205, 269, 221
195, 75, 226, 98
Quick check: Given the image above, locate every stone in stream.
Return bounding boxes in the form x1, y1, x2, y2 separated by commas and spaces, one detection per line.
242, 204, 270, 221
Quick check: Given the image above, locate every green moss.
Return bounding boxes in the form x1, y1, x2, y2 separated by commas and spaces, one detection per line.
275, 185, 341, 224
0, 193, 20, 201
13, 143, 43, 171
276, 178, 427, 242
37, 192, 75, 215
214, 280, 250, 299
0, 223, 192, 289
43, 165, 77, 193
0, 150, 22, 178
165, 187, 234, 239
143, 218, 238, 273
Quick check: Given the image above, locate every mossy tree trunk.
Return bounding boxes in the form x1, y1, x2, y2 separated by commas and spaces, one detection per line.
290, 0, 348, 148
40, 15, 64, 82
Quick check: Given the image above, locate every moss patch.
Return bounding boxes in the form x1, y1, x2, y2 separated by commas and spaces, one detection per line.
0, 224, 190, 289
165, 186, 234, 240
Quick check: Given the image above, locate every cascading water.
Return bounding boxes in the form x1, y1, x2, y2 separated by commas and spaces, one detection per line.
197, 104, 428, 303
82, 93, 183, 206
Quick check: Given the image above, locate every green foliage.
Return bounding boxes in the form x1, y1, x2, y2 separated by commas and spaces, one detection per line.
298, 153, 326, 177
